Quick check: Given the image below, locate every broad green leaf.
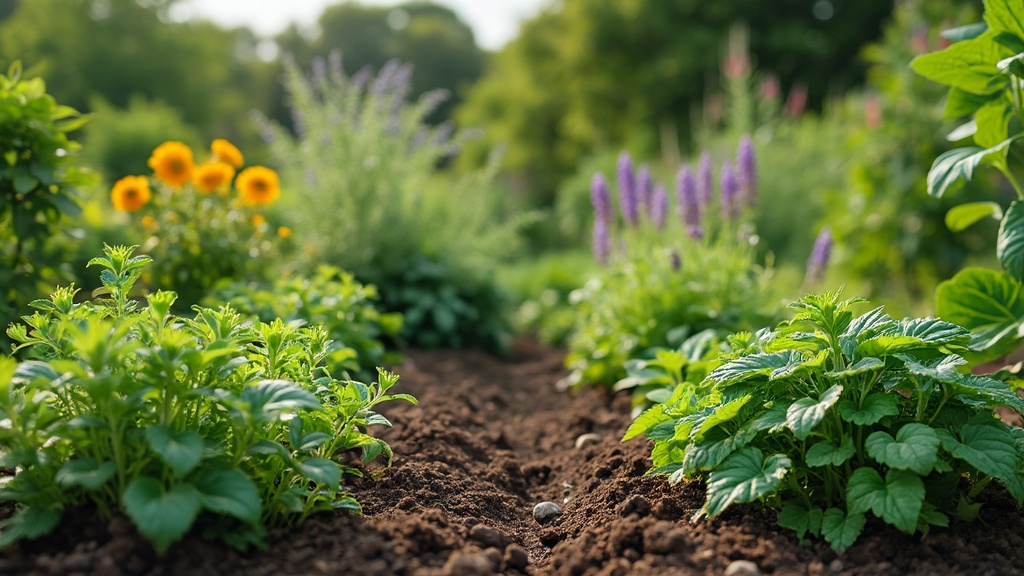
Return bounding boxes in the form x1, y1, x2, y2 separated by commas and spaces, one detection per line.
703, 447, 790, 517
56, 458, 116, 490
986, 0, 1024, 40
806, 436, 856, 467
623, 404, 668, 441
194, 466, 261, 524
837, 393, 899, 425
999, 200, 1024, 281
865, 423, 940, 475
682, 430, 756, 473
910, 30, 1007, 95
241, 380, 322, 423
944, 87, 998, 118
946, 202, 1005, 232
925, 140, 1013, 198
935, 267, 1024, 357
123, 477, 202, 554
777, 500, 823, 540
820, 508, 866, 553
937, 423, 1018, 482
825, 357, 884, 379
916, 501, 950, 535
857, 317, 968, 357
0, 507, 61, 547
846, 467, 925, 533
901, 355, 1024, 410
745, 404, 788, 433
839, 306, 895, 357
145, 426, 204, 478
974, 97, 1013, 147
786, 385, 843, 441
297, 457, 342, 487
770, 350, 829, 380
707, 351, 799, 385
695, 395, 751, 438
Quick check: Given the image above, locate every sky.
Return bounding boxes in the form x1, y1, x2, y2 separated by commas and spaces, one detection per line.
177, 0, 550, 51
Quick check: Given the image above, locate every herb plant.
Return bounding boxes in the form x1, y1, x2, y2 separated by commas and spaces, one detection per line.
626, 290, 1024, 552
0, 245, 414, 552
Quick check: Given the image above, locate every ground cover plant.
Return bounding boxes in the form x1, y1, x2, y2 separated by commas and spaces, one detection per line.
626, 289, 1024, 552
0, 245, 415, 553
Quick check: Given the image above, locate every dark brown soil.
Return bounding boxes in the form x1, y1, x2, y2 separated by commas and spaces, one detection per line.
3, 338, 1024, 575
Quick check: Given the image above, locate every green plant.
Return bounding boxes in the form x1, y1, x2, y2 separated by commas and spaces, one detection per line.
0, 245, 414, 552
205, 266, 403, 382
612, 329, 720, 415
911, 0, 1024, 364
626, 290, 1024, 552
0, 61, 94, 353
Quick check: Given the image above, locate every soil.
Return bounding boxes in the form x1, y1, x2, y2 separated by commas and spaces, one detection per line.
4, 338, 1024, 575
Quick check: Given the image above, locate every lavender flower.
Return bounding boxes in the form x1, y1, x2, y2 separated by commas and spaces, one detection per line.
806, 226, 833, 283
591, 173, 612, 224
593, 218, 612, 265
617, 151, 638, 226
720, 161, 740, 221
636, 164, 653, 218
697, 152, 713, 211
650, 184, 668, 230
676, 165, 703, 240
737, 135, 757, 207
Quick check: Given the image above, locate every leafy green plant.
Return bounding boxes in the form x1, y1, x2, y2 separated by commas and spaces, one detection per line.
0, 245, 414, 553
205, 266, 403, 381
911, 0, 1024, 364
0, 61, 94, 353
612, 329, 720, 415
626, 290, 1024, 552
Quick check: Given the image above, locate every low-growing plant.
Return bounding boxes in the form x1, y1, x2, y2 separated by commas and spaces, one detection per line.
0, 245, 414, 552
626, 289, 1024, 552
205, 266, 403, 382
612, 329, 720, 415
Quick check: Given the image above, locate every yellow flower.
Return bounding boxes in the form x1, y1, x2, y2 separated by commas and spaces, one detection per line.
211, 138, 244, 168
192, 161, 235, 194
236, 166, 280, 207
277, 226, 293, 238
110, 175, 152, 212
141, 215, 156, 228
148, 141, 195, 187
250, 214, 266, 226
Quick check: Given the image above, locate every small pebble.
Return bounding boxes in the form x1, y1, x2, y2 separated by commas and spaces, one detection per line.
725, 559, 762, 576
469, 524, 506, 549
533, 501, 563, 525
574, 433, 603, 449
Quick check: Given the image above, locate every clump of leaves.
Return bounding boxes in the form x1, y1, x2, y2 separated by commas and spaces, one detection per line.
0, 245, 415, 553
205, 266, 403, 382
626, 290, 1024, 552
613, 329, 721, 414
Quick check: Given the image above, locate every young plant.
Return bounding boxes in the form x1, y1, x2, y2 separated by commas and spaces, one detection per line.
626, 290, 1024, 552
0, 245, 414, 553
612, 329, 721, 415
911, 0, 1024, 364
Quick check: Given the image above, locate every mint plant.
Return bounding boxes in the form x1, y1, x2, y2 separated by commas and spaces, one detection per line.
626, 290, 1024, 552
911, 0, 1024, 364
0, 245, 415, 553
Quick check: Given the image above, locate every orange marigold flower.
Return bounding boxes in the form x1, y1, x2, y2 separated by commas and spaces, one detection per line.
236, 166, 281, 207
192, 161, 235, 194
110, 175, 152, 212
148, 141, 195, 187
211, 138, 244, 168
277, 226, 293, 238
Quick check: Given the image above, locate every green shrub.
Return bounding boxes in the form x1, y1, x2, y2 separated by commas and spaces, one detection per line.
0, 245, 414, 552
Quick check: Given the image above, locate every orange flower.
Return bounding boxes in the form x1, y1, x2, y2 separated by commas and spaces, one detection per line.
277, 226, 293, 238
236, 166, 280, 207
211, 138, 244, 168
148, 141, 195, 187
250, 214, 267, 226
192, 161, 235, 194
110, 175, 152, 212
141, 215, 156, 228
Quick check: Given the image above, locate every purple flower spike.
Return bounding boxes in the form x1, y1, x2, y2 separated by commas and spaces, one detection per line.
594, 218, 612, 266
676, 165, 703, 239
737, 135, 757, 207
636, 164, 653, 217
720, 161, 740, 220
806, 226, 833, 283
591, 173, 612, 224
697, 152, 713, 212
650, 184, 668, 230
617, 151, 638, 226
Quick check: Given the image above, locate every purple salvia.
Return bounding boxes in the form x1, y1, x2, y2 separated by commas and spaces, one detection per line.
737, 134, 757, 207
591, 173, 612, 224
636, 164, 653, 217
697, 152, 713, 212
720, 161, 740, 221
650, 184, 668, 230
806, 226, 834, 283
593, 218, 612, 266
676, 165, 703, 240
616, 151, 638, 226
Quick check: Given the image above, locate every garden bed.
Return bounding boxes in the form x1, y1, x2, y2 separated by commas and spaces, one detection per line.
3, 339, 1024, 575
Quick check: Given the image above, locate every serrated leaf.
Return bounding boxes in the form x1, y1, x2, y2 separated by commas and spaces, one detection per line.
702, 447, 790, 518
910, 30, 1007, 95
806, 436, 856, 467
825, 357, 884, 378
682, 430, 756, 474
846, 467, 925, 533
778, 500, 824, 540
999, 200, 1024, 281
837, 393, 899, 426
786, 385, 843, 441
123, 477, 202, 554
925, 140, 1014, 198
695, 395, 751, 438
938, 423, 1018, 482
241, 380, 322, 423
820, 508, 866, 553
986, 0, 1024, 40
901, 355, 1024, 410
56, 458, 116, 490
624, 404, 669, 441
297, 457, 342, 487
707, 351, 800, 385
194, 466, 261, 524
865, 423, 940, 475
0, 507, 61, 547
946, 202, 1005, 232
935, 267, 1024, 358
745, 404, 788, 433
145, 426, 204, 478
857, 317, 968, 357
